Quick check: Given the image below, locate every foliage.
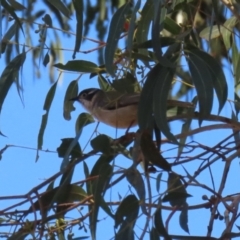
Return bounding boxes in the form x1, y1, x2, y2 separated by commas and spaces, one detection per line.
1, 0, 240, 239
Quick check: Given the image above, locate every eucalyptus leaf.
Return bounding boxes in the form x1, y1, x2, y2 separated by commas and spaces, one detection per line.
72, 0, 83, 59
104, 2, 131, 76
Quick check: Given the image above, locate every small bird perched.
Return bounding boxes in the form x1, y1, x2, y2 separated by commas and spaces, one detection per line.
70, 88, 193, 129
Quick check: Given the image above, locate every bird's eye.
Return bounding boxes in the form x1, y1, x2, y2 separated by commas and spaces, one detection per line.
81, 92, 88, 98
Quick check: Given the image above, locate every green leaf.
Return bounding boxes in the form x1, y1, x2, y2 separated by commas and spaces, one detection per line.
234, 92, 240, 116
115, 223, 134, 240
151, 0, 162, 61
140, 130, 171, 171
186, 49, 214, 123
127, 51, 154, 63
90, 163, 113, 240
6, 231, 28, 240
38, 26, 47, 67
115, 195, 139, 227
127, 0, 141, 51
125, 167, 147, 214
57, 138, 82, 159
231, 111, 240, 157
100, 197, 115, 218
156, 173, 162, 193
154, 198, 171, 240
8, 0, 26, 10
1, 21, 19, 54
179, 204, 189, 233
115, 194, 139, 239
75, 112, 95, 135
60, 113, 94, 170
42, 13, 52, 27
0, 51, 26, 113
1, 0, 23, 33
111, 72, 139, 93
90, 134, 112, 154
98, 74, 112, 91
37, 81, 57, 151
150, 227, 160, 240
43, 52, 50, 66
153, 67, 177, 143
83, 161, 91, 197
162, 192, 192, 203
46, 0, 70, 18
222, 16, 237, 50
72, 0, 83, 59
104, 2, 131, 76
178, 96, 197, 156
151, 3, 175, 68
232, 40, 240, 86
30, 184, 88, 212
54, 60, 100, 73
187, 48, 227, 113
135, 0, 153, 57
199, 25, 223, 40
212, 0, 219, 25
63, 80, 79, 120
135, 37, 176, 49
199, 16, 237, 49
164, 16, 182, 35
167, 172, 188, 207
60, 113, 93, 170
138, 64, 160, 130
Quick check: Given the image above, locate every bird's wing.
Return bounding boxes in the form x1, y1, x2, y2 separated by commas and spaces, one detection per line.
99, 92, 140, 110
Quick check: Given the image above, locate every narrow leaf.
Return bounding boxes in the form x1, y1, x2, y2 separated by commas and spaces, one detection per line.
0, 51, 26, 113
164, 16, 182, 35
75, 112, 94, 135
135, 0, 153, 59
104, 2, 131, 76
46, 0, 70, 18
188, 48, 227, 113
167, 173, 188, 207
115, 194, 139, 240
187, 50, 214, 123
153, 67, 177, 143
43, 52, 50, 66
60, 113, 94, 170
231, 111, 240, 157
37, 81, 57, 151
1, 0, 23, 32
138, 64, 160, 130
140, 131, 171, 171
127, 0, 141, 51
54, 60, 100, 73
151, 0, 162, 61
199, 25, 222, 40
154, 198, 171, 240
222, 16, 237, 50
1, 21, 18, 54
115, 194, 139, 228
72, 0, 83, 59
125, 167, 147, 214
179, 204, 189, 233
150, 227, 160, 240
63, 80, 78, 120
91, 163, 113, 240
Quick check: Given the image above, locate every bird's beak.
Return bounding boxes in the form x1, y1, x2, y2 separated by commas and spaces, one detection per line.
69, 96, 78, 101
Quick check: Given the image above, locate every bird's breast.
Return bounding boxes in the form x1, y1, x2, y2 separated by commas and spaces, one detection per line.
92, 105, 138, 128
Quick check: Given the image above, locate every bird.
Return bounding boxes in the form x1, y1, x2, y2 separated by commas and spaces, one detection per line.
70, 88, 194, 129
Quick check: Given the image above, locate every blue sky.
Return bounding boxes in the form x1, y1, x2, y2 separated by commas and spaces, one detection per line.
0, 1, 240, 239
